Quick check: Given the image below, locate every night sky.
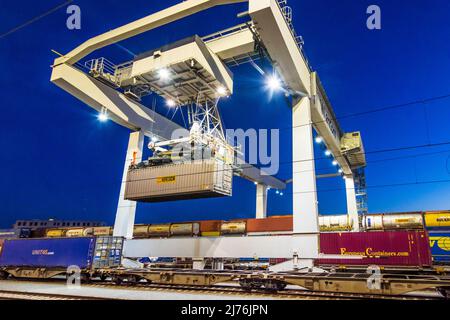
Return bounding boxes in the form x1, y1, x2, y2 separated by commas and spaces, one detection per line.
1, 0, 450, 228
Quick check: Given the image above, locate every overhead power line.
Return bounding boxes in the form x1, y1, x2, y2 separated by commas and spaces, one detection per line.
0, 0, 73, 39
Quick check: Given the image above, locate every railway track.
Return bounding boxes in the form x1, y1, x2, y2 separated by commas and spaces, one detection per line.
0, 289, 108, 300
86, 280, 443, 300
1, 278, 445, 300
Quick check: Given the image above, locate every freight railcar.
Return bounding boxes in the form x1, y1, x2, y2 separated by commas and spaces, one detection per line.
0, 236, 123, 280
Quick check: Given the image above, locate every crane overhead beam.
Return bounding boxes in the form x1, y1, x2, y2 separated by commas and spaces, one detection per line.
50, 63, 286, 189
53, 0, 248, 66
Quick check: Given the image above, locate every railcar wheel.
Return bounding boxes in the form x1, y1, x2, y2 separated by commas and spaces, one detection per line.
127, 275, 138, 284
239, 279, 263, 290
438, 287, 450, 299
0, 271, 8, 280
113, 276, 123, 285
263, 280, 286, 291
99, 274, 107, 282
81, 274, 91, 284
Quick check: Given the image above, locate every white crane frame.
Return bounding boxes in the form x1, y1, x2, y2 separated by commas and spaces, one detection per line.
51, 0, 365, 268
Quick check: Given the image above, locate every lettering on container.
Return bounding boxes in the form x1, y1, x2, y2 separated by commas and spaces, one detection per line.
32, 249, 55, 255
429, 237, 450, 251
339, 247, 409, 257
156, 176, 176, 184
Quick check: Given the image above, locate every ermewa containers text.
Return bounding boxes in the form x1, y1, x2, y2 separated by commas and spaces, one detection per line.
0, 238, 95, 268
317, 231, 432, 267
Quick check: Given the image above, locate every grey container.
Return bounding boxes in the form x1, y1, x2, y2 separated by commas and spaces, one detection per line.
124, 159, 233, 202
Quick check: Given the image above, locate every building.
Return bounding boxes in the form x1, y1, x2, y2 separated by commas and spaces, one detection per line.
14, 219, 105, 230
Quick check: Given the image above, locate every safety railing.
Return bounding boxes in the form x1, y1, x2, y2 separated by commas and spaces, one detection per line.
85, 57, 117, 77
202, 23, 251, 43
114, 61, 134, 84
276, 0, 312, 71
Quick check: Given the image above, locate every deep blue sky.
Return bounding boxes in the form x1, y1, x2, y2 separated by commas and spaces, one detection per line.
1, 0, 450, 228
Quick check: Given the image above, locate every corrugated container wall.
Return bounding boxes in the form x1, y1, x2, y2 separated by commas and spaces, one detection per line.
317, 231, 432, 267
0, 237, 96, 269
125, 159, 232, 202
247, 217, 292, 233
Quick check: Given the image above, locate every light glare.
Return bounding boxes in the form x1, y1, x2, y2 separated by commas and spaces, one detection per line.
267, 76, 282, 91
315, 136, 323, 144
166, 99, 176, 107
217, 86, 227, 96
98, 108, 108, 122
158, 68, 171, 80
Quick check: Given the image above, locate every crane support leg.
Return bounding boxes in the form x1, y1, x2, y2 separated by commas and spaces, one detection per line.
255, 184, 268, 219
292, 97, 320, 267
113, 131, 145, 238
344, 175, 360, 231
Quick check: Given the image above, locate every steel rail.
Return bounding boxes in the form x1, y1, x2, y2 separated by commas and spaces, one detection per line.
0, 289, 109, 300
84, 281, 444, 300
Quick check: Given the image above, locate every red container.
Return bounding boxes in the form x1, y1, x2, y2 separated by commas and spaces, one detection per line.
247, 217, 293, 233
317, 230, 432, 267
199, 220, 222, 233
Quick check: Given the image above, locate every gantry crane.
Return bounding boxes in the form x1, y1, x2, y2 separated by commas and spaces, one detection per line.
51, 0, 366, 269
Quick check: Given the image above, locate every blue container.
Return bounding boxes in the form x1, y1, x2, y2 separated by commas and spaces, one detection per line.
0, 237, 96, 269
429, 231, 450, 264
0, 229, 18, 239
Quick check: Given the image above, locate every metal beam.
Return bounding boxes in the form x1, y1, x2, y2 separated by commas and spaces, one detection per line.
248, 0, 311, 94
124, 234, 321, 262
291, 97, 320, 267
239, 164, 286, 189
54, 0, 248, 66
113, 131, 144, 239
344, 175, 360, 231
317, 173, 341, 179
203, 24, 255, 60
255, 183, 268, 218
50, 63, 180, 140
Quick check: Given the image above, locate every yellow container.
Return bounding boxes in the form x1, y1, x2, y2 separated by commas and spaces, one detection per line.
46, 229, 65, 238
66, 229, 84, 237
201, 231, 220, 237
93, 227, 112, 236
133, 225, 150, 238
220, 222, 246, 235
425, 212, 450, 228
148, 224, 171, 237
